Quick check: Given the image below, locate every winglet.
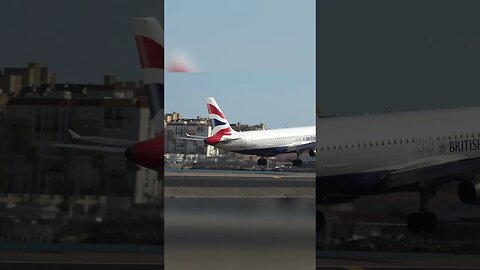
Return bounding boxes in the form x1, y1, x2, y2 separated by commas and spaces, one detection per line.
68, 129, 81, 140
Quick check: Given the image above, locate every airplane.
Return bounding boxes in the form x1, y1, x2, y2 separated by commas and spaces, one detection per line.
51, 17, 164, 170
316, 106, 480, 233
183, 97, 316, 166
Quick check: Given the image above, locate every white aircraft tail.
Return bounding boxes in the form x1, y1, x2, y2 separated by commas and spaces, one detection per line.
204, 97, 237, 145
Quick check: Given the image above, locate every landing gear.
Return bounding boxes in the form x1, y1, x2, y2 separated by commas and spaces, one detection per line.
292, 159, 303, 166
257, 158, 267, 166
309, 149, 316, 157
293, 152, 303, 166
406, 184, 438, 233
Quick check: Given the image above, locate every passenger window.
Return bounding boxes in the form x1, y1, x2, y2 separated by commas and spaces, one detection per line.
339, 145, 342, 150
399, 139, 403, 144
375, 141, 378, 146
406, 138, 409, 143
393, 140, 396, 144
387, 140, 390, 145
381, 141, 384, 146
436, 136, 440, 141
369, 142, 373, 147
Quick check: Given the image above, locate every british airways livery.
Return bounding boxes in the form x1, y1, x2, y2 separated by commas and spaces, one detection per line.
186, 98, 316, 166
317, 107, 480, 233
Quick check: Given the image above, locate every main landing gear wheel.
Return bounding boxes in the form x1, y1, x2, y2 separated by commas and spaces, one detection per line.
407, 185, 438, 233
257, 158, 267, 166
292, 159, 303, 166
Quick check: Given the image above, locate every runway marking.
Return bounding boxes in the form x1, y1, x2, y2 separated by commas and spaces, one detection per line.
272, 176, 281, 179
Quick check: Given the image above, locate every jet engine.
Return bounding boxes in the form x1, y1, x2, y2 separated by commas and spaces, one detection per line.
458, 177, 480, 205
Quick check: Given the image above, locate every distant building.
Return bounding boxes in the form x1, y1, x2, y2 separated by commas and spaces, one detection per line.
0, 75, 160, 215
165, 116, 218, 157
165, 112, 181, 125
0, 74, 22, 95
2, 62, 55, 89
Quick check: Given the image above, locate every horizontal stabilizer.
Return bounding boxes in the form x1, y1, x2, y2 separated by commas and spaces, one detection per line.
67, 129, 135, 147
185, 133, 207, 139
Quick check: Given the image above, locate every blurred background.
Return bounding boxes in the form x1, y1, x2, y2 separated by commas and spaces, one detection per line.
165, 198, 315, 270
0, 0, 164, 249
317, 0, 480, 255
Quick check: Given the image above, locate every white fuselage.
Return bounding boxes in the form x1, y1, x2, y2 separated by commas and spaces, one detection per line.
217, 126, 316, 157
316, 107, 480, 194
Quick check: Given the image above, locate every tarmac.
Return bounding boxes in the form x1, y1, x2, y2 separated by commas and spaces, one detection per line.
164, 169, 315, 198
0, 250, 479, 269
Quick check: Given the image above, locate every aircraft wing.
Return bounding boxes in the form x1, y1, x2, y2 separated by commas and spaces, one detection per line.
378, 154, 478, 190
68, 129, 136, 147
49, 143, 126, 153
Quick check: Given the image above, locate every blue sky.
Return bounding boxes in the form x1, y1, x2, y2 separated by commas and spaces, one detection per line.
165, 0, 315, 128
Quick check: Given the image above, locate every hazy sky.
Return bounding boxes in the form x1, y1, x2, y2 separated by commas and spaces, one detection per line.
318, 0, 480, 116
1, 0, 315, 129
0, 0, 163, 83
165, 0, 316, 128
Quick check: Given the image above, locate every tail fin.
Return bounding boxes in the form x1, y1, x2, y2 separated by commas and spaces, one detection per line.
206, 97, 236, 136
133, 17, 164, 138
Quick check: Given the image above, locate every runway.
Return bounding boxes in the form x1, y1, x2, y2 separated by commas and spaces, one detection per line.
0, 250, 478, 269
164, 169, 315, 198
